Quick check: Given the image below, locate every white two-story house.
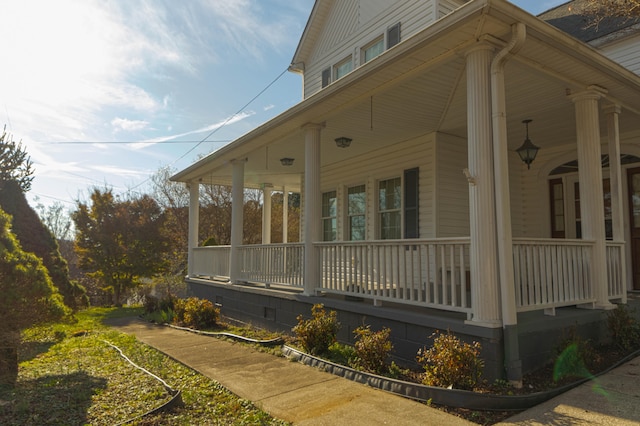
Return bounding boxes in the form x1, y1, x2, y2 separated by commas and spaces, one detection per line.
171, 0, 640, 382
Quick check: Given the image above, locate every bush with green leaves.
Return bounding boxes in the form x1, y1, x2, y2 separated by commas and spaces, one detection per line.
607, 304, 640, 353
416, 330, 484, 390
351, 325, 393, 375
172, 297, 220, 329
553, 328, 600, 381
292, 304, 340, 356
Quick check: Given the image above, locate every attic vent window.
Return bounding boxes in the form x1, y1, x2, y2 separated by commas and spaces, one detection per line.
387, 22, 401, 48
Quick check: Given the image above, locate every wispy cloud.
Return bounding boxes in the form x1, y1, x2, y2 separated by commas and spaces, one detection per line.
112, 118, 150, 133
132, 112, 254, 150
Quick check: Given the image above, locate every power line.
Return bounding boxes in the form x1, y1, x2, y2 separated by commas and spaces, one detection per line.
49, 140, 231, 145
128, 66, 291, 191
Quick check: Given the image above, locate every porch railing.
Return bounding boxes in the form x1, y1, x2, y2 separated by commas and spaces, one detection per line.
239, 243, 304, 287
192, 245, 231, 279
190, 238, 626, 316
512, 239, 594, 312
606, 241, 625, 300
317, 238, 472, 314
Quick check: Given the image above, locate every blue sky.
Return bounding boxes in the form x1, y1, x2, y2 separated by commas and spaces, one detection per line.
0, 0, 566, 209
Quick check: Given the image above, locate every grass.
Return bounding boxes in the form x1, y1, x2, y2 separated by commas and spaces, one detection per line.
0, 307, 289, 426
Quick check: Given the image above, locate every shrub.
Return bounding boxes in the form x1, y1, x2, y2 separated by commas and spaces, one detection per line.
416, 330, 484, 390
172, 297, 219, 329
553, 328, 600, 381
292, 304, 340, 356
607, 304, 640, 353
351, 325, 393, 375
143, 295, 160, 314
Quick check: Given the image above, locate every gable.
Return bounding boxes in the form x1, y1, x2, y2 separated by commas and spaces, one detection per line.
310, 0, 398, 63
294, 0, 468, 97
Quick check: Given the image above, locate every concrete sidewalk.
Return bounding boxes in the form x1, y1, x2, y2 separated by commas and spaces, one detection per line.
106, 316, 474, 425
496, 357, 640, 426
107, 316, 640, 425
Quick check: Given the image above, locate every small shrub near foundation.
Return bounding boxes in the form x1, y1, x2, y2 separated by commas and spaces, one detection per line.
417, 330, 483, 390
607, 304, 640, 353
293, 304, 340, 356
553, 328, 601, 381
351, 325, 393, 375
173, 297, 219, 329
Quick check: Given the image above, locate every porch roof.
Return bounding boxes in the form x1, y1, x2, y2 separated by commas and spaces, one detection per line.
171, 0, 640, 191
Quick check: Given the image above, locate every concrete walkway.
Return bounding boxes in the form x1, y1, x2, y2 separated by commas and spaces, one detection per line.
106, 316, 474, 425
496, 357, 640, 426
107, 316, 640, 425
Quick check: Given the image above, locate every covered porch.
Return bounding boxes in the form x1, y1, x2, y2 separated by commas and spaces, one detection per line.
172, 1, 640, 380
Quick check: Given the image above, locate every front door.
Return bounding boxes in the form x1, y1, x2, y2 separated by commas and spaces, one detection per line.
627, 167, 640, 290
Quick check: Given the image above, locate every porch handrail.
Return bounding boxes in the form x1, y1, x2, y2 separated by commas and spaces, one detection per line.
606, 241, 625, 301
316, 238, 472, 315
192, 245, 231, 279
512, 238, 594, 312
238, 243, 304, 287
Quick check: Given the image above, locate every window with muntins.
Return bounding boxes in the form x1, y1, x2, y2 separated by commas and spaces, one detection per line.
347, 185, 366, 240
322, 191, 337, 241
378, 177, 401, 239
404, 168, 419, 238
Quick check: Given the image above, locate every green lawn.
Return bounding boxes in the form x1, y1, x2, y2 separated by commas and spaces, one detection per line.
0, 307, 289, 425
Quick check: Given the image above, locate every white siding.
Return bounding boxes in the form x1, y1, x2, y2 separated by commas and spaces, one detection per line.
320, 134, 435, 240
597, 33, 640, 76
303, 0, 467, 97
434, 133, 469, 237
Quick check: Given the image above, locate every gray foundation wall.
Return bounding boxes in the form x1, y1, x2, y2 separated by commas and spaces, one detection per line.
187, 278, 632, 381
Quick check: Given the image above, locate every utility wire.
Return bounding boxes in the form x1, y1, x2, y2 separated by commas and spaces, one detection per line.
50, 140, 231, 145
129, 66, 290, 192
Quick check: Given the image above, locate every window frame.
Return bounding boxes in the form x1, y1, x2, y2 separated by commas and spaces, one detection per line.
362, 36, 384, 64
334, 56, 353, 80
322, 190, 337, 241
347, 184, 366, 241
378, 177, 402, 240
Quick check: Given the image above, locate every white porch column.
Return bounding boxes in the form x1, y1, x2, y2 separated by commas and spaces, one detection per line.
604, 104, 627, 302
571, 87, 615, 309
262, 185, 272, 244
187, 181, 200, 277
303, 123, 323, 295
229, 159, 246, 283
466, 44, 501, 327
282, 188, 289, 243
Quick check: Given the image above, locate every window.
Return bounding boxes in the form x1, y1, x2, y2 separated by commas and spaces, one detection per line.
334, 56, 353, 80
549, 179, 565, 238
387, 22, 401, 48
363, 36, 384, 63
404, 168, 419, 238
321, 67, 331, 88
322, 191, 337, 241
379, 177, 401, 239
347, 185, 366, 240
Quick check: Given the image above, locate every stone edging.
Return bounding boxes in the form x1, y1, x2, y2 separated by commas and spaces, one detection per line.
282, 345, 640, 411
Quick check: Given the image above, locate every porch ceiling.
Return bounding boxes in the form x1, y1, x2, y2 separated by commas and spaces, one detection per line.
172, 0, 640, 191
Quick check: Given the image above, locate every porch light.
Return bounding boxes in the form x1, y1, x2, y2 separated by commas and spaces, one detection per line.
280, 157, 294, 166
516, 119, 539, 170
334, 137, 352, 148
